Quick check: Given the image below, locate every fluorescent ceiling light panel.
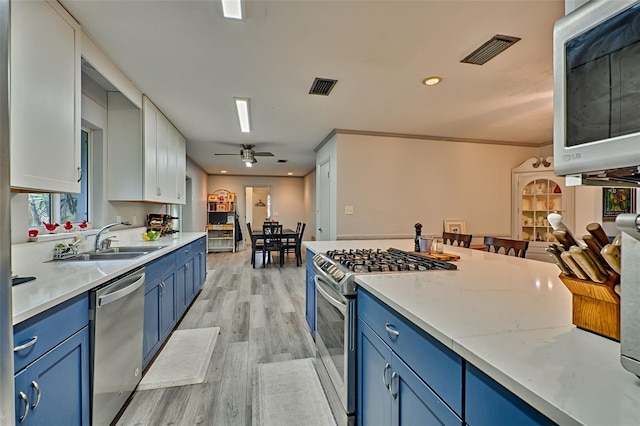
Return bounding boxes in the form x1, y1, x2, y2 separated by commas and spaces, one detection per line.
222, 0, 243, 20
234, 98, 251, 133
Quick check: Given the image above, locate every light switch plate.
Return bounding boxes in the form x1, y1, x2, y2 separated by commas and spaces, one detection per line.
345, 206, 354, 215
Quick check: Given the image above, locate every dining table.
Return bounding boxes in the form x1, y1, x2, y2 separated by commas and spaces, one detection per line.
250, 227, 300, 266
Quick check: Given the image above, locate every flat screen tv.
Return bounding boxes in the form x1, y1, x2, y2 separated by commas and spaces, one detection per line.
208, 212, 229, 225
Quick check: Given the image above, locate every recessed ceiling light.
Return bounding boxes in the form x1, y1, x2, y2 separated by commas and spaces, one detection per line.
287, 172, 293, 176
423, 76, 442, 86
221, 170, 227, 173
221, 0, 243, 20
234, 98, 250, 133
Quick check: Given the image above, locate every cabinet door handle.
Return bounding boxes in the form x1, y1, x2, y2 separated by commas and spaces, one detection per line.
389, 372, 398, 399
385, 323, 400, 337
160, 282, 165, 296
382, 363, 390, 389
77, 167, 83, 183
31, 381, 41, 409
18, 391, 29, 422
14, 336, 38, 352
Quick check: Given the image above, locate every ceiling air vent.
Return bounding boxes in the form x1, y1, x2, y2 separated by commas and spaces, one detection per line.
309, 78, 338, 96
461, 35, 521, 65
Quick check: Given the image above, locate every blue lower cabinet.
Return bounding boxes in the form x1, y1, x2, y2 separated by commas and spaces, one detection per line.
465, 364, 554, 426
142, 240, 205, 369
358, 320, 462, 426
358, 319, 392, 425
159, 270, 176, 340
175, 257, 195, 316
14, 327, 90, 425
305, 249, 316, 337
175, 261, 186, 317
143, 278, 161, 369
143, 269, 176, 369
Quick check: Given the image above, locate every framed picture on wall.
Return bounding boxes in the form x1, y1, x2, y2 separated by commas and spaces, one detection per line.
444, 219, 467, 234
602, 188, 636, 222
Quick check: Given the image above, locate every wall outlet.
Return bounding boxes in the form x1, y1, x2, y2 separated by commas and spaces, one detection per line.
345, 206, 354, 215
116, 215, 121, 222
132, 215, 137, 225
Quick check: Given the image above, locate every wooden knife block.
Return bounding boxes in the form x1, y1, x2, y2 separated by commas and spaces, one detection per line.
559, 273, 620, 341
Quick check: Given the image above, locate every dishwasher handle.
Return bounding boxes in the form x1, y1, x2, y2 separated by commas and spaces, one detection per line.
98, 271, 145, 307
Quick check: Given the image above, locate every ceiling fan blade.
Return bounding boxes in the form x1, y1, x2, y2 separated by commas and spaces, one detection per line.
253, 152, 274, 156
214, 153, 240, 156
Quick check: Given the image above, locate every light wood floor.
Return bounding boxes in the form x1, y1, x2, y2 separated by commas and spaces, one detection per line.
116, 248, 315, 426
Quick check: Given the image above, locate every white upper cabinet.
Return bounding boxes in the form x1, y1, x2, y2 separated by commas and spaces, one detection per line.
142, 96, 185, 204
10, 0, 81, 192
108, 95, 185, 204
175, 130, 186, 203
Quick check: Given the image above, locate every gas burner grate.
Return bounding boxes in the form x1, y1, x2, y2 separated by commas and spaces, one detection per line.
323, 248, 457, 272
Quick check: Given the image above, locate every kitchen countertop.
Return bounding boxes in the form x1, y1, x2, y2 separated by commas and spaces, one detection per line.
11, 229, 206, 325
303, 240, 640, 425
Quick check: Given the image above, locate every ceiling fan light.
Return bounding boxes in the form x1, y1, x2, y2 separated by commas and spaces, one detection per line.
245, 160, 253, 168
221, 0, 243, 20
234, 98, 251, 133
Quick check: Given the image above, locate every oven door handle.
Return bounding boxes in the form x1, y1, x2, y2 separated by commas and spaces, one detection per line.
315, 276, 347, 314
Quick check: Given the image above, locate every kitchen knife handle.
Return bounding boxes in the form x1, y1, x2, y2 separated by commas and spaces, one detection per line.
569, 246, 607, 283
561, 250, 589, 280
582, 235, 604, 256
545, 247, 573, 276
553, 230, 579, 250
583, 246, 610, 277
586, 223, 610, 247
601, 244, 621, 274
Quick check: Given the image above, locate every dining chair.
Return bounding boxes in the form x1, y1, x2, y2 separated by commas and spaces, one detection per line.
442, 232, 473, 248
483, 236, 529, 258
283, 223, 305, 266
262, 223, 284, 267
247, 223, 264, 268
284, 222, 302, 257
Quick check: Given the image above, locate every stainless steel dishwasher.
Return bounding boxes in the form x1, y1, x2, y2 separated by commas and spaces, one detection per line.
90, 267, 145, 426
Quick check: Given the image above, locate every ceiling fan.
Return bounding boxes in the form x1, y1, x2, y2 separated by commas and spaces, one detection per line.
215, 144, 274, 167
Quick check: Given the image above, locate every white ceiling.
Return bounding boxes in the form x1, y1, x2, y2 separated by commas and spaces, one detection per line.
61, 0, 565, 177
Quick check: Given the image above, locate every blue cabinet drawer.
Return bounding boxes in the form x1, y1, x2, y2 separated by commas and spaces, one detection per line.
358, 289, 463, 416
145, 252, 176, 283
465, 364, 553, 426
14, 294, 88, 373
194, 236, 206, 252
176, 242, 194, 264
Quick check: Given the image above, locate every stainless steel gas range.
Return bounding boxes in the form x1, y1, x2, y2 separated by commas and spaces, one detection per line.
312, 248, 457, 426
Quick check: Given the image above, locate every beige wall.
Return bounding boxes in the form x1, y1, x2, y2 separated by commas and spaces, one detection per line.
207, 175, 307, 245
304, 170, 316, 240
334, 133, 541, 240
184, 158, 208, 232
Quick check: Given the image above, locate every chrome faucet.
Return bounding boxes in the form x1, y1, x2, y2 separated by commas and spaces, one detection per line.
94, 221, 132, 252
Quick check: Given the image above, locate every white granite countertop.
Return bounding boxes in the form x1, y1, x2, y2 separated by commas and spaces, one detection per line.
11, 228, 206, 325
303, 240, 640, 426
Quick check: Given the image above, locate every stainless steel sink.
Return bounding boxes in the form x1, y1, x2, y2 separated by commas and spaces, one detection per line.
48, 245, 167, 262
104, 245, 167, 253
62, 252, 149, 261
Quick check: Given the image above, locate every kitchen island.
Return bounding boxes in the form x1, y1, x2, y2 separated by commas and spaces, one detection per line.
303, 240, 639, 425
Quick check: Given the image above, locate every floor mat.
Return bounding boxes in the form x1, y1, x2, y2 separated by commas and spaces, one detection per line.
253, 358, 336, 426
138, 327, 219, 390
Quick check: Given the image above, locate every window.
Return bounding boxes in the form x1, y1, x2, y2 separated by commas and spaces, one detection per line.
28, 129, 90, 227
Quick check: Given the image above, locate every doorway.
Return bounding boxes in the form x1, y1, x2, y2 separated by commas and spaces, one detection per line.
245, 186, 271, 228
